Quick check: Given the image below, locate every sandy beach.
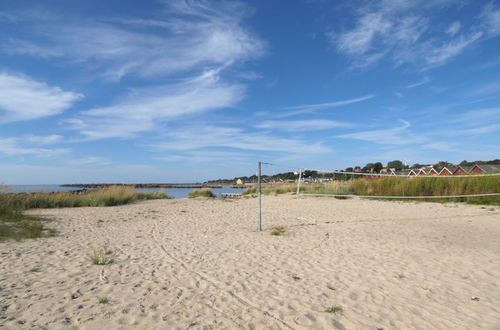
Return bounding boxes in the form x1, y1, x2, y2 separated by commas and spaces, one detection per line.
1, 195, 499, 329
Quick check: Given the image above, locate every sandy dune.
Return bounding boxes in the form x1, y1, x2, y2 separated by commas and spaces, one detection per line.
1, 195, 499, 329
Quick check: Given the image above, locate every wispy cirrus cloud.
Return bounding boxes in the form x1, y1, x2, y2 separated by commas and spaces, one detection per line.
0, 137, 70, 156
328, 0, 489, 69
337, 119, 421, 144
65, 69, 244, 140
24, 134, 63, 145
275, 94, 375, 118
151, 125, 331, 154
406, 76, 430, 88
256, 119, 353, 131
3, 1, 264, 80
481, 2, 500, 36
0, 72, 82, 123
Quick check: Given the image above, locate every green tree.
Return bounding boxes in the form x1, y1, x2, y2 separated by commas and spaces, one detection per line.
387, 160, 405, 170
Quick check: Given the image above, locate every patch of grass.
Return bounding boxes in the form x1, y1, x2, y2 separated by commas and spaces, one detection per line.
97, 219, 105, 223
89, 244, 114, 265
46, 228, 58, 237
292, 275, 301, 280
98, 297, 109, 304
188, 188, 215, 198
270, 226, 286, 236
325, 306, 343, 314
29, 267, 40, 273
326, 284, 336, 291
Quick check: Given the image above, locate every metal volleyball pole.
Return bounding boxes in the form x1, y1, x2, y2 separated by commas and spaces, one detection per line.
258, 161, 262, 231
296, 168, 302, 195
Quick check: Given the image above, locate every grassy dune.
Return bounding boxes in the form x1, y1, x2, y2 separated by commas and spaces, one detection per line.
188, 188, 215, 198
0, 186, 169, 241
243, 176, 500, 205
349, 176, 500, 204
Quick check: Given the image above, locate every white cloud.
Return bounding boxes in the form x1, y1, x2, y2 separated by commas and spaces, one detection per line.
481, 3, 500, 36
451, 108, 500, 123
24, 134, 63, 145
446, 21, 461, 36
4, 1, 264, 80
337, 119, 420, 144
256, 119, 353, 131
66, 70, 244, 140
406, 76, 430, 88
0, 72, 82, 123
151, 125, 331, 154
68, 156, 111, 166
466, 81, 500, 97
329, 1, 486, 69
276, 94, 375, 118
0, 137, 70, 156
424, 32, 483, 66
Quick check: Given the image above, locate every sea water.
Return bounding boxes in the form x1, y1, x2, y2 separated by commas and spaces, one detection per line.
1, 185, 245, 198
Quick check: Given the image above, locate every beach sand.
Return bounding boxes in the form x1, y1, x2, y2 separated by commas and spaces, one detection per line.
1, 195, 499, 329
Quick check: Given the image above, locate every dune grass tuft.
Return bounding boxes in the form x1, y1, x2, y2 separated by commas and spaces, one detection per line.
89, 243, 114, 265
325, 306, 343, 314
270, 226, 286, 236
98, 297, 109, 304
188, 188, 215, 198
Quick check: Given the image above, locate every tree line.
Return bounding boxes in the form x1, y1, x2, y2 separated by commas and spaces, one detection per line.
205, 159, 500, 183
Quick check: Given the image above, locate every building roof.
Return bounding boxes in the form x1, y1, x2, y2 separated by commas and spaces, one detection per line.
474, 164, 500, 172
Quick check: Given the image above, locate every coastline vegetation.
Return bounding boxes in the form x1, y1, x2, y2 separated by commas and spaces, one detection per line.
0, 185, 169, 241
188, 188, 216, 198
243, 176, 500, 205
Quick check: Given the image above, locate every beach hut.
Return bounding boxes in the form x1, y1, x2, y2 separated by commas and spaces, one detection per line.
438, 167, 454, 176
469, 164, 500, 174
427, 167, 439, 175
452, 166, 469, 175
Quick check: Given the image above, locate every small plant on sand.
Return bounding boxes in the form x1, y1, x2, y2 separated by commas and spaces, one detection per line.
326, 284, 336, 291
89, 244, 114, 265
188, 188, 215, 198
29, 267, 40, 273
325, 306, 343, 314
270, 226, 286, 236
47, 228, 58, 237
98, 297, 109, 304
97, 219, 105, 223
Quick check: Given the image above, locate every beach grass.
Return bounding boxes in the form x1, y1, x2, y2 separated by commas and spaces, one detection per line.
270, 226, 286, 236
188, 188, 215, 198
89, 243, 114, 265
0, 185, 169, 241
349, 176, 500, 205
325, 306, 343, 314
242, 176, 499, 205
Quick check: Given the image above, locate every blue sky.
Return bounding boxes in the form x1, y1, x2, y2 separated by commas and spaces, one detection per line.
1, 0, 499, 184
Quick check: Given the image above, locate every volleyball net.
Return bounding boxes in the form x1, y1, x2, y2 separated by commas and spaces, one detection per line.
259, 165, 500, 200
